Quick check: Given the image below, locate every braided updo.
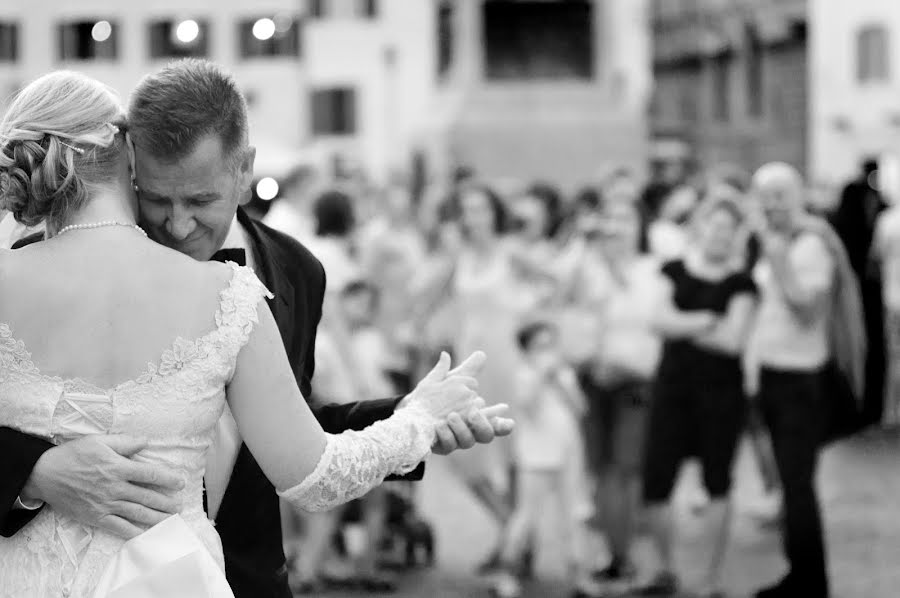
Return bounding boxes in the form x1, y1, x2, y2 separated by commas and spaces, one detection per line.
0, 71, 125, 231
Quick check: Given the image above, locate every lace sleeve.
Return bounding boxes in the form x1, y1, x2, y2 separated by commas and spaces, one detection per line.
277, 405, 436, 512
215, 263, 274, 373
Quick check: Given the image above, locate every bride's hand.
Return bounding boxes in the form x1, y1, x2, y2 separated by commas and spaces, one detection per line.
401, 351, 485, 421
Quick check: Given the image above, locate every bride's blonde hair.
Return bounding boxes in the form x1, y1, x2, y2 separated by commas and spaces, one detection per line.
0, 71, 125, 231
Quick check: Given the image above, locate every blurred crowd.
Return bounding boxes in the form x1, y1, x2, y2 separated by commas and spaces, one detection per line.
248, 153, 895, 598
2, 152, 887, 598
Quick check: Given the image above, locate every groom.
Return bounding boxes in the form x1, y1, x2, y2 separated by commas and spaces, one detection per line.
0, 59, 510, 598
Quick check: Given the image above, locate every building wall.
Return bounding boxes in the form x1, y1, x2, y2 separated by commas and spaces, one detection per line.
3, 0, 651, 190
650, 0, 808, 177
426, 0, 650, 189
0, 0, 305, 150
0, 0, 437, 184
303, 0, 436, 183
810, 0, 900, 186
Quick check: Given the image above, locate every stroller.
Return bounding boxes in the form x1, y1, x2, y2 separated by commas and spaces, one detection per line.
332, 365, 436, 570
336, 482, 436, 569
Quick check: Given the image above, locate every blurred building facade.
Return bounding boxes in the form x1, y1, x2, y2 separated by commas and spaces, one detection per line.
650, 0, 900, 190
650, 0, 808, 177
1, 0, 651, 190
810, 0, 900, 187
422, 0, 651, 188
0, 0, 310, 153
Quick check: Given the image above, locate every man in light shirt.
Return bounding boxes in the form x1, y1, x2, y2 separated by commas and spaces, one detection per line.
870, 201, 900, 427
746, 162, 847, 598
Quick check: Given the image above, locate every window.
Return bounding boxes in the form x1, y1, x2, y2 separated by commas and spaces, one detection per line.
437, 1, 454, 79
679, 86, 698, 123
745, 24, 763, 117
858, 25, 890, 83
310, 0, 327, 19
0, 22, 18, 62
483, 0, 594, 80
148, 19, 209, 59
360, 0, 378, 18
711, 53, 731, 121
58, 20, 118, 61
239, 16, 300, 58
311, 88, 357, 135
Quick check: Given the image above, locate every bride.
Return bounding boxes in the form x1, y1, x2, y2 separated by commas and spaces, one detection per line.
0, 71, 497, 597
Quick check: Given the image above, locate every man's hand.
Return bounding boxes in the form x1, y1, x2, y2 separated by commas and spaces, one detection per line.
432, 400, 514, 455
23, 435, 184, 539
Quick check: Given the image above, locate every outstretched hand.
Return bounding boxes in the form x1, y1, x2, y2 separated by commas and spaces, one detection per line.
401, 351, 483, 421
398, 350, 514, 454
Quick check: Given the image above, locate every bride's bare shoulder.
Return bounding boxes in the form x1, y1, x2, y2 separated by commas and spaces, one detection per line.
145, 245, 238, 297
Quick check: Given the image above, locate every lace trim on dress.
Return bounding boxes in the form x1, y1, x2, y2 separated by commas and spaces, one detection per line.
139, 262, 273, 384
0, 261, 272, 391
0, 323, 39, 379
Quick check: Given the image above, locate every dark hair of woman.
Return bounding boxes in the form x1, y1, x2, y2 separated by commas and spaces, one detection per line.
448, 181, 509, 235
524, 181, 564, 238
313, 189, 355, 237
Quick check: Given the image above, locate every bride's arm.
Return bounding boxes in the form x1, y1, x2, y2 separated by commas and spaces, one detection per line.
226, 299, 484, 511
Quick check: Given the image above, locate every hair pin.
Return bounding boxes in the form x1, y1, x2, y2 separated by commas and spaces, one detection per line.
59, 141, 85, 155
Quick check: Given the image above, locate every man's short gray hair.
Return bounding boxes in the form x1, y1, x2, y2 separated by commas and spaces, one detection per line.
127, 59, 249, 167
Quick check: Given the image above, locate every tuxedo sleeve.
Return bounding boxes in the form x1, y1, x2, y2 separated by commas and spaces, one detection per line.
305, 260, 423, 480
297, 259, 327, 400
0, 428, 53, 536
312, 398, 425, 481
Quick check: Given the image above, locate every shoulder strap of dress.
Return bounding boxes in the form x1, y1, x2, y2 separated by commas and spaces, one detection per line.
214, 262, 275, 343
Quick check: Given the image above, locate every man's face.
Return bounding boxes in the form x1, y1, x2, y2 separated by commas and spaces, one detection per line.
134, 134, 253, 261
757, 182, 800, 233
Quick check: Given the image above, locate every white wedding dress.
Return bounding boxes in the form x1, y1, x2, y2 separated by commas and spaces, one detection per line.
0, 263, 436, 598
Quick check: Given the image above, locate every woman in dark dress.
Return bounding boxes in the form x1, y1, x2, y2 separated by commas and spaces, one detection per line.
640, 196, 759, 597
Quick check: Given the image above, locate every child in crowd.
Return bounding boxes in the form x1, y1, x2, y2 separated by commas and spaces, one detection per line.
284, 280, 399, 593
492, 321, 598, 598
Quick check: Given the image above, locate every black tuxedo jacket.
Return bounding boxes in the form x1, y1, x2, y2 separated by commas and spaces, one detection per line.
0, 208, 422, 598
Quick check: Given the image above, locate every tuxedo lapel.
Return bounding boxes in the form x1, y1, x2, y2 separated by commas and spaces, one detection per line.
236, 208, 295, 345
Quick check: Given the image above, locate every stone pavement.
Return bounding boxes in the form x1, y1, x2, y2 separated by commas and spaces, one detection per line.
299, 432, 900, 598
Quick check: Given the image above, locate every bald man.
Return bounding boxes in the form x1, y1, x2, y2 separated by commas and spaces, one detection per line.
746, 163, 860, 598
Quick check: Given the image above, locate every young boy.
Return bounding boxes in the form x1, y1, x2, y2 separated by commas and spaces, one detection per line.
492, 321, 598, 598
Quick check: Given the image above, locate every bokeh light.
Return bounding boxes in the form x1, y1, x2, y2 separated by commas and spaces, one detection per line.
91, 21, 112, 42
252, 18, 276, 41
256, 177, 279, 200
175, 19, 200, 44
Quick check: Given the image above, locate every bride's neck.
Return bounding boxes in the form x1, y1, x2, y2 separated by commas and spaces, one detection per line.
64, 185, 137, 230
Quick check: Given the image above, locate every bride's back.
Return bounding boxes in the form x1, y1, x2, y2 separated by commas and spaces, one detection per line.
0, 70, 231, 389
0, 235, 229, 389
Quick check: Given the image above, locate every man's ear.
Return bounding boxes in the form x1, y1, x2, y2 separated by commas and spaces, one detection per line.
237, 146, 257, 206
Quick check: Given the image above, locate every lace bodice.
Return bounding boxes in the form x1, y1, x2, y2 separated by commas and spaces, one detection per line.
0, 263, 271, 598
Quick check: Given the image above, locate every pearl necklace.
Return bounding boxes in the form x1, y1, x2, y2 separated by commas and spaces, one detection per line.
56, 221, 148, 238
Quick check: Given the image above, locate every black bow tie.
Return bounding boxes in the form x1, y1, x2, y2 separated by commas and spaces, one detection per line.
210, 248, 247, 266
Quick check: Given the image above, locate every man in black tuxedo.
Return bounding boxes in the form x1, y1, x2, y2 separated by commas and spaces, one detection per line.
0, 60, 510, 598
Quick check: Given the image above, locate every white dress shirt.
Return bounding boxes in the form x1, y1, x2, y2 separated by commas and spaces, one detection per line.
204, 217, 259, 521
751, 232, 835, 371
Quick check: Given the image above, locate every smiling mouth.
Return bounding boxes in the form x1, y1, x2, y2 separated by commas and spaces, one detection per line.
164, 232, 205, 246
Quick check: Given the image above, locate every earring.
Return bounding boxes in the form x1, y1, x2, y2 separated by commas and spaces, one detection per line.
131, 176, 140, 193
